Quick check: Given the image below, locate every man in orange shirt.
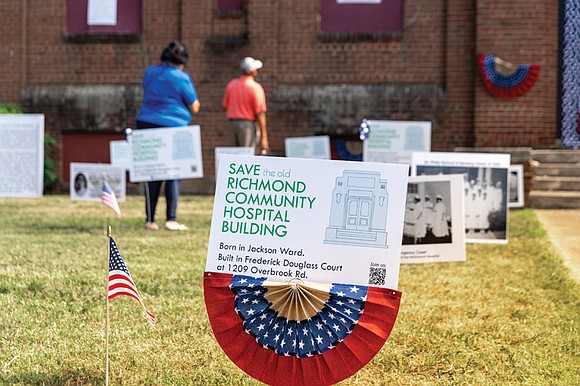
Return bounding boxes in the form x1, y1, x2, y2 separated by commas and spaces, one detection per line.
222, 57, 269, 155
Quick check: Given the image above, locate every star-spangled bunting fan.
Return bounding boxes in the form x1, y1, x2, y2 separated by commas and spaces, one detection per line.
108, 237, 155, 329
332, 140, 363, 161
101, 177, 121, 219
477, 53, 540, 98
204, 272, 401, 386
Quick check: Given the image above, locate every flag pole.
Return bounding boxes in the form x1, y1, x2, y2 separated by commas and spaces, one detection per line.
106, 225, 111, 386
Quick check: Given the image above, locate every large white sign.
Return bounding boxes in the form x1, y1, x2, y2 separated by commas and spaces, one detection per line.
411, 151, 510, 244
128, 125, 203, 182
363, 120, 431, 164
285, 135, 331, 159
0, 114, 44, 198
401, 174, 466, 263
70, 163, 126, 202
206, 155, 409, 289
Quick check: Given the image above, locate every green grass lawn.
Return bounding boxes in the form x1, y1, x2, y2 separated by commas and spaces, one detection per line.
0, 196, 578, 385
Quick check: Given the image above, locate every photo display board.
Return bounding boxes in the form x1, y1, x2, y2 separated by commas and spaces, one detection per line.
285, 135, 331, 159
128, 125, 203, 182
508, 164, 525, 208
363, 120, 431, 164
206, 155, 409, 289
70, 162, 126, 202
0, 114, 44, 198
401, 174, 466, 263
411, 151, 510, 244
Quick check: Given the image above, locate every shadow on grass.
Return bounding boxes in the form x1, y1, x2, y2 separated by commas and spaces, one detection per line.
18, 223, 98, 235
0, 368, 104, 385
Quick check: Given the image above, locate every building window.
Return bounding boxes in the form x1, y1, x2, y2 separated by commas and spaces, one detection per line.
218, 0, 244, 11
66, 0, 142, 37
320, 0, 403, 36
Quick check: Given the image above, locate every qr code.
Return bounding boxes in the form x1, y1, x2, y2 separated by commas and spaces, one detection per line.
368, 267, 387, 286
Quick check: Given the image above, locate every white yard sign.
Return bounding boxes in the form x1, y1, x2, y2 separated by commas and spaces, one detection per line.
285, 135, 331, 159
128, 125, 203, 182
214, 147, 255, 180
0, 114, 44, 198
70, 163, 126, 202
109, 140, 132, 171
206, 155, 409, 289
363, 120, 431, 164
411, 151, 510, 244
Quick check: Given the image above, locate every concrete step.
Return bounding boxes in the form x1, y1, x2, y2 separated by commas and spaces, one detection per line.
529, 190, 580, 209
532, 176, 580, 191
531, 149, 580, 164
532, 163, 580, 177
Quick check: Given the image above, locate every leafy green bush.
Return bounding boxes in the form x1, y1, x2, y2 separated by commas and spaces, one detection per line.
0, 103, 22, 114
43, 133, 60, 193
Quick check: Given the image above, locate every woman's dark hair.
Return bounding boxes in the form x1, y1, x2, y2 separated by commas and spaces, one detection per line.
160, 41, 189, 65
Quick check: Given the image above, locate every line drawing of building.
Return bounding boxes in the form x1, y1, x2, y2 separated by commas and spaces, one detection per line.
324, 170, 389, 248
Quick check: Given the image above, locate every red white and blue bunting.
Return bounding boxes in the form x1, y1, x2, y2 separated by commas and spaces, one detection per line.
477, 54, 540, 99
204, 272, 401, 386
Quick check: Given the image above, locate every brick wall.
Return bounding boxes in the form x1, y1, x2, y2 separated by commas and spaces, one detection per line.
0, 0, 560, 194
474, 0, 559, 148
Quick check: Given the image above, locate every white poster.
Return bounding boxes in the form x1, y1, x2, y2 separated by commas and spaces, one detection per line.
70, 163, 125, 202
285, 135, 331, 159
411, 151, 510, 244
363, 120, 431, 164
206, 155, 409, 289
0, 114, 44, 198
87, 0, 118, 26
508, 164, 525, 208
401, 175, 466, 263
214, 147, 255, 180
109, 140, 131, 171
128, 125, 203, 182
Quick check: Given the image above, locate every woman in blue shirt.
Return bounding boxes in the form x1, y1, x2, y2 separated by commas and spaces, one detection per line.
136, 41, 200, 231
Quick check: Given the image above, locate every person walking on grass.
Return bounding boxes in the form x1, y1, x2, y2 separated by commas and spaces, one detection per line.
135, 41, 200, 231
222, 57, 270, 155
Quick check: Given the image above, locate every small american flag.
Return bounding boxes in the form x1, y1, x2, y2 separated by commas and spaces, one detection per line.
108, 237, 156, 329
101, 178, 121, 219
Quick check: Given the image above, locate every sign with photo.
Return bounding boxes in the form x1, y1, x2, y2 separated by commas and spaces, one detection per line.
214, 147, 255, 180
285, 135, 331, 159
0, 114, 44, 198
411, 151, 510, 244
401, 174, 466, 263
206, 155, 409, 289
363, 120, 431, 164
128, 125, 203, 182
70, 162, 125, 201
508, 164, 525, 208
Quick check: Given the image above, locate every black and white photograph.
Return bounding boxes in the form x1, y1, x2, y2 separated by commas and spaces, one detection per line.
508, 164, 525, 208
403, 181, 452, 245
401, 174, 466, 264
411, 152, 510, 244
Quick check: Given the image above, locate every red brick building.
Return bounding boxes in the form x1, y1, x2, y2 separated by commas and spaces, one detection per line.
0, 0, 562, 193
